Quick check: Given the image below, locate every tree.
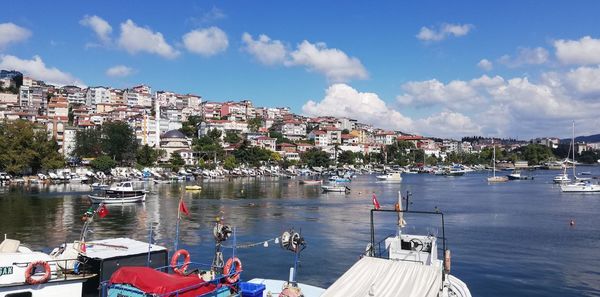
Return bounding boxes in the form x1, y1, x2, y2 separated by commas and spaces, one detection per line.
337, 150, 355, 165
247, 117, 263, 132
91, 155, 117, 173
179, 116, 202, 138
169, 153, 185, 172
102, 121, 138, 163
341, 129, 350, 134
223, 155, 237, 170
136, 144, 159, 167
224, 131, 241, 144
233, 141, 272, 166
301, 148, 331, 168
74, 128, 103, 158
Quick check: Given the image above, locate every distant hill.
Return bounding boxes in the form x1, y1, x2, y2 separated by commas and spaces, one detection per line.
561, 134, 600, 143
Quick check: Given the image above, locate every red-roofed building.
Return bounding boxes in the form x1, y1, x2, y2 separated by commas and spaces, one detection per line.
250, 136, 276, 151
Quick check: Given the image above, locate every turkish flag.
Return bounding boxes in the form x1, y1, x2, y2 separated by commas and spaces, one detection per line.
372, 194, 381, 210
98, 204, 108, 218
179, 199, 190, 216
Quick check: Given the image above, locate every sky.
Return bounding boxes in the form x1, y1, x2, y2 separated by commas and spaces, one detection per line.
1, 1, 600, 139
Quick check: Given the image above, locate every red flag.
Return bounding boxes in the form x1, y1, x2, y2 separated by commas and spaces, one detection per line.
179, 199, 190, 216
97, 204, 108, 218
372, 194, 381, 210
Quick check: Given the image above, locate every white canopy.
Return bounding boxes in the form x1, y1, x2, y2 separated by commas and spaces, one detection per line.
321, 256, 442, 297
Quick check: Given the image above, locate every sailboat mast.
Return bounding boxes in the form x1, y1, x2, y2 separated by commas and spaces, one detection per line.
492, 139, 496, 177
572, 121, 576, 177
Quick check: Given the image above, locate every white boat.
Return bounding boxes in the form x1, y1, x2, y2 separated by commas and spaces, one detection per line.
299, 179, 323, 185
321, 184, 350, 192
90, 182, 110, 190
376, 171, 403, 181
487, 139, 508, 183
507, 169, 534, 180
0, 237, 93, 297
88, 181, 146, 204
560, 122, 599, 193
553, 172, 571, 184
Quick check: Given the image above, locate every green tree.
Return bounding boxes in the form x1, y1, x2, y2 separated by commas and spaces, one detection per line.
341, 129, 350, 134
224, 131, 241, 144
337, 150, 355, 165
247, 117, 263, 133
74, 128, 103, 158
91, 155, 117, 173
169, 153, 185, 172
223, 155, 237, 170
102, 121, 138, 163
233, 141, 272, 166
136, 144, 159, 167
179, 116, 202, 138
301, 148, 331, 167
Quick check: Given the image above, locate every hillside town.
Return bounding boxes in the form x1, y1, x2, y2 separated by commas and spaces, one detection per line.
1, 69, 600, 176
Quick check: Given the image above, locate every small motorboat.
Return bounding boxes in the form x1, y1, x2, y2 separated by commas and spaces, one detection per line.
376, 171, 402, 181
88, 181, 146, 204
580, 171, 592, 176
0, 237, 94, 297
321, 184, 350, 193
506, 170, 534, 180
553, 173, 571, 184
328, 175, 351, 182
185, 185, 202, 191
91, 182, 110, 190
299, 180, 323, 185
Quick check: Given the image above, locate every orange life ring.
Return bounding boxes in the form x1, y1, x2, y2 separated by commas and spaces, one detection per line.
25, 260, 51, 285
170, 249, 191, 275
223, 257, 242, 283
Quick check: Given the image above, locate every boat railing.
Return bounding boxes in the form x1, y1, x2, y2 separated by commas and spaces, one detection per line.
11, 257, 92, 282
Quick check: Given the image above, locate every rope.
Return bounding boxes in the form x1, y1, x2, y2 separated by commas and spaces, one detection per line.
222, 237, 279, 249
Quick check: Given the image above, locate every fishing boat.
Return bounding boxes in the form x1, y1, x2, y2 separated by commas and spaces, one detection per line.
507, 169, 534, 180
560, 122, 600, 193
487, 139, 508, 183
0, 237, 94, 297
376, 171, 403, 181
88, 181, 146, 204
185, 185, 202, 190
321, 184, 350, 193
299, 179, 323, 185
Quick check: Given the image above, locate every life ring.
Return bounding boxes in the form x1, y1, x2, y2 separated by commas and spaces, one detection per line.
223, 257, 242, 283
25, 260, 51, 285
171, 249, 191, 275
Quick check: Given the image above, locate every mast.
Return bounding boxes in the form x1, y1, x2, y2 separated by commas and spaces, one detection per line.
572, 121, 576, 178
492, 139, 496, 178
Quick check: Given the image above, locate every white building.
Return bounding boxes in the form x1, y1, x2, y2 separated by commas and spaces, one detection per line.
198, 120, 249, 139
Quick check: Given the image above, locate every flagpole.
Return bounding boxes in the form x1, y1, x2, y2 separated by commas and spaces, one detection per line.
175, 193, 181, 252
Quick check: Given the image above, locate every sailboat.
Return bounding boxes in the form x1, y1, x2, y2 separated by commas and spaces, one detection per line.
487, 139, 508, 182
560, 122, 600, 193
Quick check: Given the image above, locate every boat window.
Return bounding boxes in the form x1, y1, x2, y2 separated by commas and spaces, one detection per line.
6, 293, 33, 297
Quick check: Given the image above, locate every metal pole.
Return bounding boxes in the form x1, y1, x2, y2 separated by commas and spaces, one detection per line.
147, 224, 153, 267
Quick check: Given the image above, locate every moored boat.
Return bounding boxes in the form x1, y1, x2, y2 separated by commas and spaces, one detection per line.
487, 139, 507, 183
185, 185, 202, 190
299, 179, 323, 185
376, 171, 403, 181
321, 184, 350, 193
88, 181, 146, 204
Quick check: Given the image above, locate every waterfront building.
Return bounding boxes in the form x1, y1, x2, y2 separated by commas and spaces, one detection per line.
159, 130, 192, 161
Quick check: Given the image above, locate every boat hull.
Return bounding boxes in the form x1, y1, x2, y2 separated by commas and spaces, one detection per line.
321, 186, 349, 192
88, 193, 146, 204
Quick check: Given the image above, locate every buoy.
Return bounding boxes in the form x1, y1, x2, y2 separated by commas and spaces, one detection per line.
274, 237, 279, 244
263, 241, 269, 247
569, 219, 575, 226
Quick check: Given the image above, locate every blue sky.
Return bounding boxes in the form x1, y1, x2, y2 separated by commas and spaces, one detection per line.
2, 1, 600, 139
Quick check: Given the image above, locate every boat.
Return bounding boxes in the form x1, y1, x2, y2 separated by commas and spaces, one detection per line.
445, 166, 466, 176
560, 122, 600, 193
487, 139, 508, 183
90, 182, 110, 190
153, 179, 171, 184
553, 171, 571, 184
328, 175, 351, 182
299, 179, 323, 185
88, 181, 146, 204
185, 185, 202, 190
580, 171, 592, 176
376, 171, 403, 181
507, 169, 534, 180
321, 184, 350, 193
0, 237, 94, 297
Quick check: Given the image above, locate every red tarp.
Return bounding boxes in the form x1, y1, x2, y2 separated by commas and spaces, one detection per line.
109, 266, 219, 297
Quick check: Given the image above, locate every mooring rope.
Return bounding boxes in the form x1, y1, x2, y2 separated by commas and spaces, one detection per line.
222, 237, 279, 249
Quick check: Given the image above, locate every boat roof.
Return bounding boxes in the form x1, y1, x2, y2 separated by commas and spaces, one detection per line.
83, 238, 166, 259
321, 256, 442, 297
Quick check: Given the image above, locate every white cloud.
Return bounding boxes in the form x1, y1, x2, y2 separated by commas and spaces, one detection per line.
80, 15, 112, 45
416, 23, 473, 42
563, 65, 600, 97
241, 33, 287, 65
0, 23, 31, 49
477, 59, 493, 71
499, 47, 549, 67
397, 77, 494, 109
554, 36, 600, 65
416, 111, 482, 137
302, 84, 413, 131
0, 55, 82, 86
106, 65, 134, 77
117, 20, 179, 59
183, 27, 228, 56
287, 40, 368, 82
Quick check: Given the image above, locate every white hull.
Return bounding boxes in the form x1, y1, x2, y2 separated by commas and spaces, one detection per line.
0, 279, 84, 297
88, 193, 146, 204
560, 183, 600, 192
321, 186, 349, 192
487, 176, 508, 182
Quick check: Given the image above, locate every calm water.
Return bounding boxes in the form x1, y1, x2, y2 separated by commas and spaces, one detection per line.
1, 167, 600, 296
